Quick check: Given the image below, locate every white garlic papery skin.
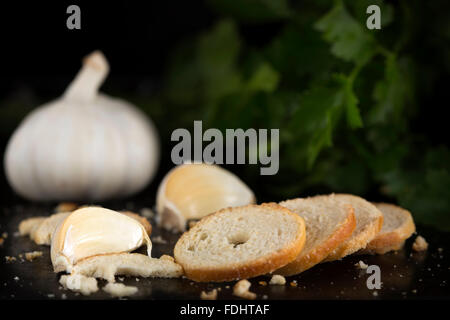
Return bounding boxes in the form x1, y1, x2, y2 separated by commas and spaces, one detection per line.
4, 51, 159, 201
156, 163, 256, 231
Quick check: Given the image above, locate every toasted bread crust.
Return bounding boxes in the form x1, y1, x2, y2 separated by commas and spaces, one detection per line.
360, 203, 415, 255
324, 194, 384, 261
326, 216, 383, 261
277, 204, 356, 276
174, 203, 306, 282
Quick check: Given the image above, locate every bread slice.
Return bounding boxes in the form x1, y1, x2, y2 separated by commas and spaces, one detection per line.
71, 253, 183, 282
29, 212, 70, 245
174, 203, 306, 282
360, 203, 415, 254
276, 197, 356, 275
323, 194, 383, 261
19, 210, 152, 245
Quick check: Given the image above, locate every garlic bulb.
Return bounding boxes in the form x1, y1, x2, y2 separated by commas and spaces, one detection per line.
156, 163, 255, 231
4, 51, 159, 201
51, 206, 151, 273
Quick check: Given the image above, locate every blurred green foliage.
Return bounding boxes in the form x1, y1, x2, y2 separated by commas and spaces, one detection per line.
157, 0, 450, 230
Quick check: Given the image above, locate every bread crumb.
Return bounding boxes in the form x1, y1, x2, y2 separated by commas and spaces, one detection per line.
233, 279, 256, 300
152, 235, 167, 244
262, 294, 268, 300
60, 274, 98, 296
413, 236, 428, 252
200, 289, 218, 300
269, 275, 286, 285
25, 251, 43, 261
290, 280, 298, 287
103, 283, 138, 298
160, 255, 176, 263
258, 281, 267, 286
0, 238, 4, 246
355, 260, 368, 269
140, 208, 155, 219
61, 293, 67, 299
47, 294, 55, 298
373, 291, 378, 297
55, 202, 78, 213
188, 220, 198, 229
14, 276, 19, 281
5, 256, 16, 263
2, 232, 8, 239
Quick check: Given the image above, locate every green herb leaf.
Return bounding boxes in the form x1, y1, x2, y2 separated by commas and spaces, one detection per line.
246, 62, 280, 93
164, 20, 242, 107
286, 86, 342, 168
369, 54, 414, 124
197, 20, 242, 101
349, 0, 394, 28
334, 74, 363, 128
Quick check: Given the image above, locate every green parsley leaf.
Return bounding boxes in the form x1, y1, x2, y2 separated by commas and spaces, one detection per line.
315, 0, 376, 65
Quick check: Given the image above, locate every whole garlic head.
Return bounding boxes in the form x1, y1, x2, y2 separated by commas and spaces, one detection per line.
51, 206, 151, 273
156, 163, 255, 232
4, 51, 159, 201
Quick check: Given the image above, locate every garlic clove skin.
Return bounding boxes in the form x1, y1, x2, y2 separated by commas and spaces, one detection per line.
156, 163, 256, 232
51, 207, 151, 273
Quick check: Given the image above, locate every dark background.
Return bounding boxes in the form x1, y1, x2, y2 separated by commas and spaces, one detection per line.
0, 2, 216, 90
0, 1, 449, 230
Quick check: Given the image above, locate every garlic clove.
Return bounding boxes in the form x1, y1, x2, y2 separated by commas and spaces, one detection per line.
156, 163, 255, 232
51, 207, 151, 273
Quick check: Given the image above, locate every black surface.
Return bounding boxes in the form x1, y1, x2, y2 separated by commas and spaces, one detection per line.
0, 203, 449, 300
